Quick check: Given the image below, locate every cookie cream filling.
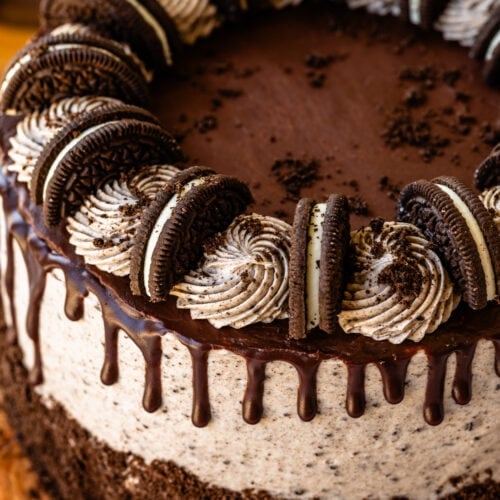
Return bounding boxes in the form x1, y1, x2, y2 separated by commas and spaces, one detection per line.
124, 0, 173, 65
306, 203, 326, 330
435, 183, 496, 301
485, 29, 500, 61
409, 0, 421, 25
42, 120, 122, 201
143, 177, 207, 296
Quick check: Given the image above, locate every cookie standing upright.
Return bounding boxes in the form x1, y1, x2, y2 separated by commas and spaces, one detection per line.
0, 29, 149, 112
470, 6, 500, 85
40, 0, 180, 72
289, 194, 350, 339
130, 166, 253, 302
30, 103, 182, 226
0, 28, 150, 113
475, 143, 500, 191
398, 176, 500, 309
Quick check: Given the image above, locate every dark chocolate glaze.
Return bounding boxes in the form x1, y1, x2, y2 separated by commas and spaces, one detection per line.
243, 358, 266, 424
0, 172, 499, 427
452, 344, 476, 405
377, 358, 410, 404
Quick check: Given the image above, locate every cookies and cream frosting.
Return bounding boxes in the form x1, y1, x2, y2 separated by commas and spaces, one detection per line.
8, 97, 120, 184
338, 222, 460, 344
480, 185, 500, 231
158, 0, 221, 45
67, 165, 179, 276
436, 0, 499, 47
171, 214, 291, 329
348, 0, 401, 17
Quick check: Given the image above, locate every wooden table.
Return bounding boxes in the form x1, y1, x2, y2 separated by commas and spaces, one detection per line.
0, 15, 50, 500
0, 23, 36, 73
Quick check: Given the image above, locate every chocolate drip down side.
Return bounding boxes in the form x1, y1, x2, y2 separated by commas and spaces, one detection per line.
0, 173, 499, 427
1, 173, 167, 413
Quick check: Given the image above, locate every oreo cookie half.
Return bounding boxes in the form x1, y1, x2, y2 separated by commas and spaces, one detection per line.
470, 6, 500, 85
130, 167, 253, 301
31, 103, 182, 226
398, 176, 500, 309
475, 143, 500, 191
289, 194, 350, 340
40, 0, 180, 72
400, 0, 449, 30
0, 28, 150, 113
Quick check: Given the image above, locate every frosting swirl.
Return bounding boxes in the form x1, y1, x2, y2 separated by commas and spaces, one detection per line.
435, 0, 498, 47
67, 165, 180, 276
158, 0, 221, 45
8, 96, 120, 184
171, 214, 291, 329
347, 0, 401, 17
480, 186, 500, 231
338, 221, 460, 344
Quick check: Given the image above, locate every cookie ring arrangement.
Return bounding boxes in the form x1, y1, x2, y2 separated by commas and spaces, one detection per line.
0, 1, 499, 499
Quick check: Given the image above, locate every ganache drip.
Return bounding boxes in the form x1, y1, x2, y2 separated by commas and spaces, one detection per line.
0, 173, 499, 427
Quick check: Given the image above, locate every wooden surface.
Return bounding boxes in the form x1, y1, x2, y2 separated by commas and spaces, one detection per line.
0, 14, 49, 500
0, 23, 36, 73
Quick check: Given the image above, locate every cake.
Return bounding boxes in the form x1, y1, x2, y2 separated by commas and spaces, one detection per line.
0, 1, 499, 499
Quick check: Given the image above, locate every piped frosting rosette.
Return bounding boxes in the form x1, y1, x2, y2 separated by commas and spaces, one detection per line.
435, 0, 498, 47
8, 96, 121, 184
158, 0, 220, 45
67, 165, 180, 276
171, 214, 291, 329
347, 0, 402, 17
338, 221, 460, 344
480, 186, 500, 230
475, 144, 500, 230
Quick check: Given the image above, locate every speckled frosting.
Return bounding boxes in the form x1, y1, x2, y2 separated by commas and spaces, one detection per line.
338, 221, 460, 344
171, 214, 291, 328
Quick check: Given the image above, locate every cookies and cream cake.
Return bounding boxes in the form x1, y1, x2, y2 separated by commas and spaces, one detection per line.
0, 1, 499, 499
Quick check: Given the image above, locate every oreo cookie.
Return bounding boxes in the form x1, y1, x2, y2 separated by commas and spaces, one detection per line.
400, 0, 449, 30
475, 144, 500, 191
0, 28, 150, 113
40, 0, 180, 72
289, 194, 350, 340
31, 103, 182, 226
398, 176, 500, 309
470, 6, 500, 85
130, 167, 253, 301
